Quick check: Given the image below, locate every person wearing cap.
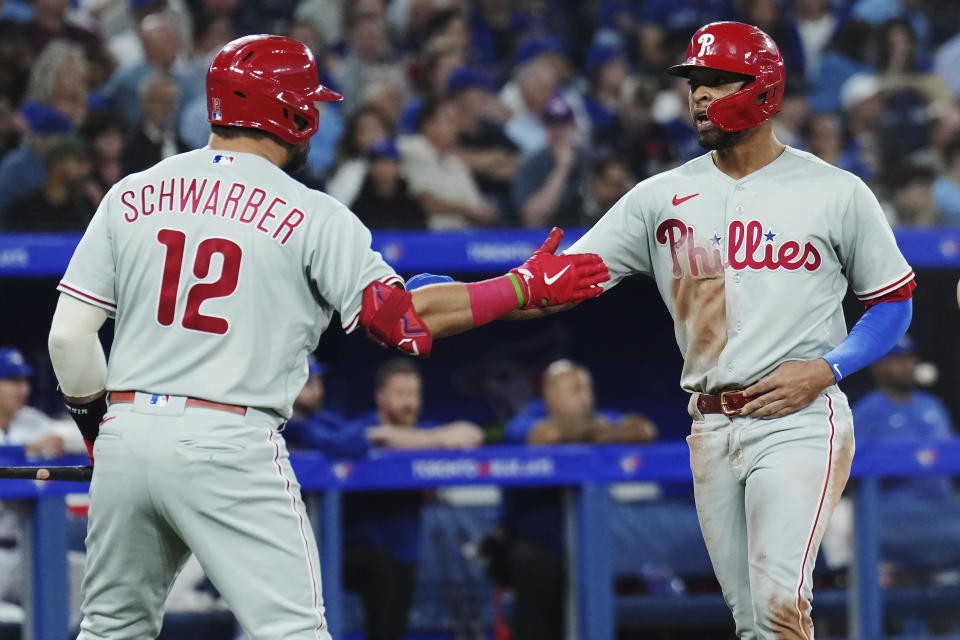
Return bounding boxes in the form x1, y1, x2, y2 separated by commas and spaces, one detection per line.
0, 101, 75, 218
502, 35, 582, 124
846, 336, 960, 610
511, 96, 591, 228
500, 35, 590, 152
853, 335, 954, 499
3, 135, 96, 232
0, 348, 84, 610
501, 57, 558, 154
351, 139, 427, 229
840, 73, 883, 142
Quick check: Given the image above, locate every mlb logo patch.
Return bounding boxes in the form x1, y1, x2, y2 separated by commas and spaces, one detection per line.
211, 97, 222, 121
212, 154, 234, 165
149, 394, 170, 407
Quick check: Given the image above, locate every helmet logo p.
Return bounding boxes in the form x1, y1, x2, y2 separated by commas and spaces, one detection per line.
696, 33, 716, 58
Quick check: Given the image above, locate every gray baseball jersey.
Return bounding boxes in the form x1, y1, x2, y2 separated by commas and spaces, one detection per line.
568, 146, 913, 393
570, 146, 911, 636
59, 148, 401, 418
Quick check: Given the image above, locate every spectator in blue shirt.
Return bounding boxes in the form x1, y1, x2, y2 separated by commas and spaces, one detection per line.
0, 101, 74, 219
851, 335, 960, 586
341, 358, 484, 640
494, 359, 656, 640
281, 356, 350, 454
852, 335, 954, 500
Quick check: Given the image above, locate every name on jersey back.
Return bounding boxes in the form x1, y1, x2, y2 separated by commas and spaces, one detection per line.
119, 178, 305, 246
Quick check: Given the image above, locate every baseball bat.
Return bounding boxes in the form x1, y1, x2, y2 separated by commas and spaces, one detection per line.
0, 465, 93, 482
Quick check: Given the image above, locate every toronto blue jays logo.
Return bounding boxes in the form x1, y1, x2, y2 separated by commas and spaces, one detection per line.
656, 218, 822, 277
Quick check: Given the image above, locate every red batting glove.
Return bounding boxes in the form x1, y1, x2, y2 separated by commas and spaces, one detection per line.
510, 228, 609, 309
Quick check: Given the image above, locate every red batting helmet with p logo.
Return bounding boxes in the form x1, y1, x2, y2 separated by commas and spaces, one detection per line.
206, 35, 343, 145
666, 22, 785, 132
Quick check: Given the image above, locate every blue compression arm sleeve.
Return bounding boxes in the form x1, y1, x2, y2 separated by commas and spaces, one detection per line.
822, 298, 912, 382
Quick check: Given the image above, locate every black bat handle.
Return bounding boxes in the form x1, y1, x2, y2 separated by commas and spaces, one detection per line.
0, 466, 93, 482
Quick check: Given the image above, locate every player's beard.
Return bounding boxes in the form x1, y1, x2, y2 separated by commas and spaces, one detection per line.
284, 140, 311, 174
697, 124, 748, 151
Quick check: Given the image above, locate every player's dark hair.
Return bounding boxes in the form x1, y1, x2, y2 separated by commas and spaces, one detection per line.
210, 124, 299, 153
374, 358, 421, 390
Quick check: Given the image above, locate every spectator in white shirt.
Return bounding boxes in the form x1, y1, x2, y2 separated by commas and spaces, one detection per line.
398, 96, 498, 229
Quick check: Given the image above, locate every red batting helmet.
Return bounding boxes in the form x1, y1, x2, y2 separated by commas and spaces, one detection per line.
207, 35, 342, 145
666, 22, 785, 132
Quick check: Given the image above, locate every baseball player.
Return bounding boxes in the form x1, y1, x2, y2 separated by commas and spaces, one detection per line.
45, 35, 608, 640
565, 22, 915, 637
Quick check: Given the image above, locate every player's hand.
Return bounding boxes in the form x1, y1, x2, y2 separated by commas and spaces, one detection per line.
740, 359, 837, 419
510, 227, 609, 309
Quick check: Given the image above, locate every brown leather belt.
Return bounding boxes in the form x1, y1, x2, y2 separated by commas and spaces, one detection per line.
108, 391, 247, 416
697, 389, 748, 417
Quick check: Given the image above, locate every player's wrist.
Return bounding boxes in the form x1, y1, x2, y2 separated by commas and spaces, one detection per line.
815, 358, 839, 386
464, 274, 526, 327
64, 393, 108, 445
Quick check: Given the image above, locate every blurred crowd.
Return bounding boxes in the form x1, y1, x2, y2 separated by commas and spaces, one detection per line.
0, 0, 958, 232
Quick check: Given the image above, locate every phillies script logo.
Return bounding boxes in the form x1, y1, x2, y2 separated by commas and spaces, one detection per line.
656, 218, 822, 278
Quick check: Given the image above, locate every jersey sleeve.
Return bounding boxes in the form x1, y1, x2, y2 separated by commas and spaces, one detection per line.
307, 204, 402, 333
57, 186, 118, 316
838, 178, 914, 303
565, 185, 653, 288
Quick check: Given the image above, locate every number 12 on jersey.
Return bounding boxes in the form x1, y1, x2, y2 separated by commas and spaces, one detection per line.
156, 229, 242, 335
